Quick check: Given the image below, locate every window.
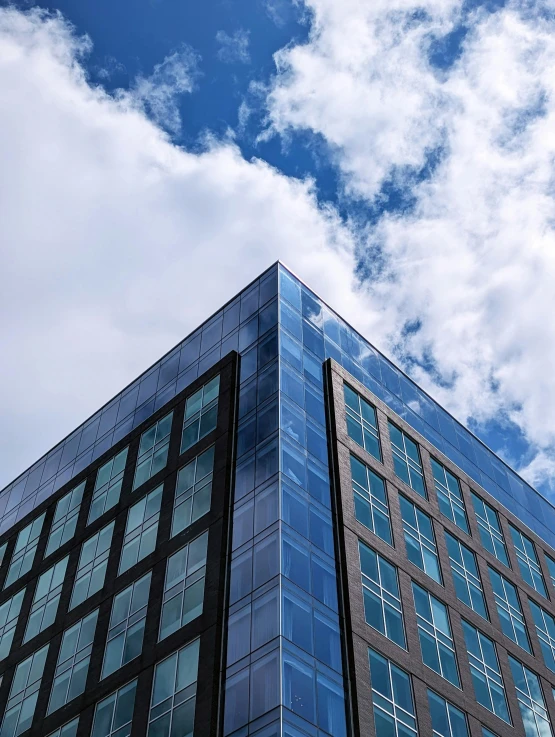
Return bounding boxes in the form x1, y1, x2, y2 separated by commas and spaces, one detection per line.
45, 482, 85, 558
428, 691, 468, 737
350, 454, 391, 544
471, 494, 509, 567
172, 445, 214, 537
412, 582, 459, 686
88, 447, 128, 524
118, 486, 162, 574
148, 638, 200, 737
343, 383, 381, 460
102, 572, 151, 679
462, 621, 510, 723
388, 422, 425, 497
430, 459, 468, 533
545, 555, 555, 591
509, 656, 553, 737
181, 376, 220, 453
70, 521, 114, 609
133, 411, 173, 490
0, 589, 25, 661
368, 648, 417, 737
47, 718, 78, 737
482, 729, 498, 737
529, 600, 555, 672
445, 531, 487, 619
23, 556, 68, 643
489, 567, 530, 652
159, 532, 207, 641
3, 513, 45, 589
0, 542, 6, 567
0, 644, 48, 737
48, 609, 98, 714
91, 680, 137, 737
359, 541, 405, 648
509, 526, 547, 597
399, 496, 441, 583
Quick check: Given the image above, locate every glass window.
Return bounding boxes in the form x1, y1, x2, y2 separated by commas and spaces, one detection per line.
172, 446, 214, 537
430, 459, 468, 533
4, 513, 45, 589
388, 422, 425, 497
545, 555, 555, 591
70, 521, 114, 609
412, 582, 459, 686
359, 541, 405, 648
88, 448, 128, 524
399, 496, 441, 583
0, 643, 48, 737
148, 638, 200, 737
350, 454, 391, 544
102, 572, 151, 679
23, 555, 68, 643
368, 648, 417, 737
471, 494, 509, 567
428, 690, 468, 737
529, 600, 555, 673
445, 531, 487, 619
48, 609, 98, 714
46, 717, 79, 737
0, 542, 6, 567
159, 532, 207, 641
489, 567, 530, 652
181, 376, 220, 453
482, 729, 498, 737
462, 620, 510, 723
509, 656, 553, 737
509, 526, 547, 597
0, 589, 25, 661
91, 680, 137, 737
343, 383, 381, 461
45, 482, 85, 558
133, 412, 173, 490
119, 486, 162, 575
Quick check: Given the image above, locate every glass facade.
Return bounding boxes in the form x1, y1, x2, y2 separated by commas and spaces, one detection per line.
4, 264, 555, 737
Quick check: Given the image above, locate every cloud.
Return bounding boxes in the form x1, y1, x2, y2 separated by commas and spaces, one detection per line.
216, 29, 251, 64
265, 0, 555, 490
126, 44, 199, 134
0, 7, 367, 489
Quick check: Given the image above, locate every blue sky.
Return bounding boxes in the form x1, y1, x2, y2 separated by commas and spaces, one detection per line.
1, 0, 555, 500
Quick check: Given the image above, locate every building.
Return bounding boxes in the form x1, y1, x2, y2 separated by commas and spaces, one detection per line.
0, 262, 555, 737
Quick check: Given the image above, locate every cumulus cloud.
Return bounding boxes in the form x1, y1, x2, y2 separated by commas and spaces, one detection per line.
0, 7, 367, 488
265, 0, 555, 491
216, 29, 251, 64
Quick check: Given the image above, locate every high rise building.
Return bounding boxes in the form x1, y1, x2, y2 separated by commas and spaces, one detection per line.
0, 262, 554, 737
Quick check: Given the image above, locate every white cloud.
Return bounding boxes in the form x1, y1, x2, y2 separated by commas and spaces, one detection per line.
126, 45, 199, 134
265, 0, 555, 490
216, 29, 251, 64
0, 7, 368, 488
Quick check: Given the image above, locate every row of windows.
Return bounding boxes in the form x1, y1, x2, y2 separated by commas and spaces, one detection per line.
0, 530, 207, 737
359, 538, 555, 736
0, 377, 220, 594
369, 644, 554, 737
1, 635, 200, 737
345, 382, 555, 602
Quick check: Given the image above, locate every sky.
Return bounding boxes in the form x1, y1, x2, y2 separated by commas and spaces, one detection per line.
1, 0, 555, 503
